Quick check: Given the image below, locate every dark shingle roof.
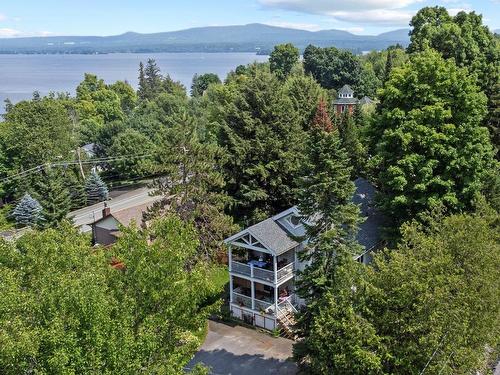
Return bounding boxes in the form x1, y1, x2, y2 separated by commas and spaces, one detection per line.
358, 96, 373, 105
225, 178, 386, 255
338, 84, 354, 95
353, 178, 386, 250
247, 218, 299, 255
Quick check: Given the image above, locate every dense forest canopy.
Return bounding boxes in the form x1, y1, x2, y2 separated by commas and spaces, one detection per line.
0, 5, 498, 374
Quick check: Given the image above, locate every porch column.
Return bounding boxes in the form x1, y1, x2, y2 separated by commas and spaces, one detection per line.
273, 255, 278, 284
229, 274, 233, 304
274, 285, 279, 315
251, 281, 255, 310
228, 245, 232, 271
274, 255, 279, 314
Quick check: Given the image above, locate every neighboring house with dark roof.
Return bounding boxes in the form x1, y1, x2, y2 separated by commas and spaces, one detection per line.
92, 202, 152, 246
333, 84, 373, 115
224, 178, 385, 334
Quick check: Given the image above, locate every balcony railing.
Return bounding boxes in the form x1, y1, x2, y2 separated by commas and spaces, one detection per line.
232, 292, 252, 309
277, 262, 294, 282
232, 292, 297, 318
230, 260, 295, 284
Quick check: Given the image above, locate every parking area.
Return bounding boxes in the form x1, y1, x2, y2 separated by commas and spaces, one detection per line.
186, 320, 297, 375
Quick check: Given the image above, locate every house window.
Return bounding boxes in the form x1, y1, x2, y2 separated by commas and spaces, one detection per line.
341, 105, 345, 113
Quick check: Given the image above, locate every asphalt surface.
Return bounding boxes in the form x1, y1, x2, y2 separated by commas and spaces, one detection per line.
69, 187, 161, 231
187, 321, 297, 375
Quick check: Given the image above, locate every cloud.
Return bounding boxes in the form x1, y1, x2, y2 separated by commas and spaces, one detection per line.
259, 0, 422, 13
0, 13, 6, 21
339, 27, 365, 33
447, 7, 472, 16
330, 9, 414, 25
265, 21, 322, 31
258, 0, 421, 25
0, 28, 54, 38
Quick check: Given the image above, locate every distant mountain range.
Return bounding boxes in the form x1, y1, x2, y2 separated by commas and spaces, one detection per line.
0, 23, 410, 54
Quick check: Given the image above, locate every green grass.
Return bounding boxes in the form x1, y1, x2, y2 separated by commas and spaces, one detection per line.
209, 265, 229, 290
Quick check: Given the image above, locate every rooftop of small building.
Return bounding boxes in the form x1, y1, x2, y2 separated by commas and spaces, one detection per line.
338, 84, 354, 95
94, 202, 153, 228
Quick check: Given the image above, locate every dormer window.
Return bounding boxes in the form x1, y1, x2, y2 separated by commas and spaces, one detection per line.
287, 215, 301, 227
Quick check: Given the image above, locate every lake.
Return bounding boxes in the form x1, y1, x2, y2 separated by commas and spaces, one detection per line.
0, 52, 268, 106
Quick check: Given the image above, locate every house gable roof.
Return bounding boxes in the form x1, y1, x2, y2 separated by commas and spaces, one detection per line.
224, 178, 386, 256
93, 202, 152, 228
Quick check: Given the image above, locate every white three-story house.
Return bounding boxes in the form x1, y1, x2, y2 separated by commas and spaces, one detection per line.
224, 178, 385, 335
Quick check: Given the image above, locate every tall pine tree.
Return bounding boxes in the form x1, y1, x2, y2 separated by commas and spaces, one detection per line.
339, 111, 366, 178
33, 168, 71, 228
294, 100, 365, 372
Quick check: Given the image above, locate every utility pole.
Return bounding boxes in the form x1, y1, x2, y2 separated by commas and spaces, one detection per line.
77, 147, 86, 180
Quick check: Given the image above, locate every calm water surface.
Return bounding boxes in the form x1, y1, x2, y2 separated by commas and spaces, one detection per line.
0, 53, 268, 105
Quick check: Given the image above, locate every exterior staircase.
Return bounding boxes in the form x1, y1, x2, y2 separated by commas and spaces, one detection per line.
277, 299, 298, 340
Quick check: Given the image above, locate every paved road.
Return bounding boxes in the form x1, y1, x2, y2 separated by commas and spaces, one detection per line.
69, 187, 161, 231
187, 321, 297, 375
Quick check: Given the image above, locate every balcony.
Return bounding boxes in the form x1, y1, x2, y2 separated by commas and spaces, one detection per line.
231, 291, 297, 317
230, 260, 294, 284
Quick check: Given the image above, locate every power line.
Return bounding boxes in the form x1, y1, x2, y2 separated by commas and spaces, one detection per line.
0, 153, 155, 184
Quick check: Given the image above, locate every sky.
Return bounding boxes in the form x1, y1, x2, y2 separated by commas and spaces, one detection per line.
0, 0, 498, 37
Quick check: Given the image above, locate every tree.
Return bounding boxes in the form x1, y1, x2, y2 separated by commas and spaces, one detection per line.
303, 45, 365, 94
364, 204, 500, 374
33, 168, 71, 228
371, 49, 495, 225
213, 64, 308, 223
69, 179, 87, 210
107, 128, 155, 179
12, 193, 44, 227
191, 73, 221, 97
269, 43, 300, 80
2, 97, 74, 171
339, 111, 366, 178
109, 80, 138, 113
294, 100, 363, 371
137, 59, 186, 101
408, 7, 500, 151
281, 74, 326, 130
151, 114, 236, 259
0, 215, 224, 374
75, 73, 124, 124
85, 171, 109, 204
295, 203, 500, 375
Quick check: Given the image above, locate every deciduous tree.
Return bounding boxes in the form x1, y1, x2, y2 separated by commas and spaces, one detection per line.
269, 43, 300, 80
372, 49, 495, 225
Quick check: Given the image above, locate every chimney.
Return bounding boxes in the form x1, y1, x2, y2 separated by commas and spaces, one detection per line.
102, 202, 111, 218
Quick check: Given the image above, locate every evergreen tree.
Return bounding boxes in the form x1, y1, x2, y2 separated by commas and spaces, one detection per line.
12, 193, 44, 227
384, 49, 393, 83
33, 169, 71, 228
215, 65, 308, 223
339, 111, 366, 178
152, 114, 236, 259
138, 61, 147, 100
69, 180, 87, 210
294, 100, 363, 368
85, 171, 109, 204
